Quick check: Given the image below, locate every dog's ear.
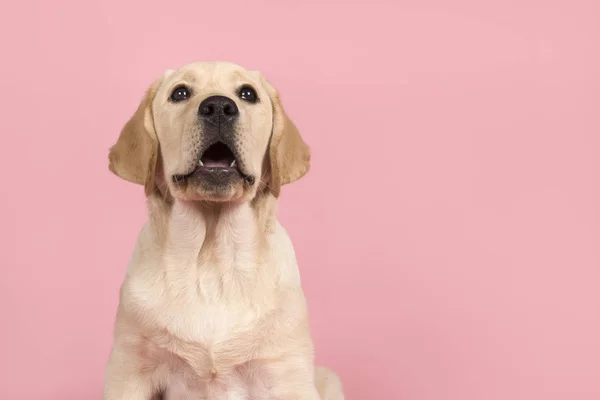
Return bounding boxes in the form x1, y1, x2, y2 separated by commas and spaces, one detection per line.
108, 73, 169, 196
259, 74, 310, 197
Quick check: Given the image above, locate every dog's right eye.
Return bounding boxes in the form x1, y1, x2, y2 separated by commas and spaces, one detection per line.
170, 86, 191, 102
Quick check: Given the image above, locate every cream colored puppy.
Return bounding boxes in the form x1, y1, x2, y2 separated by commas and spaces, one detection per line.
104, 61, 344, 400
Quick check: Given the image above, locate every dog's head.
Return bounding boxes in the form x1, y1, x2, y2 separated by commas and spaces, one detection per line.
108, 61, 309, 202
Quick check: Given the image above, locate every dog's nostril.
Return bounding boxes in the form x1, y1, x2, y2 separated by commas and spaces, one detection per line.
200, 104, 214, 116
223, 104, 236, 115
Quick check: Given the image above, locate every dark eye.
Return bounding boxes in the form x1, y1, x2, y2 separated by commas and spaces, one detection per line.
238, 86, 258, 103
170, 86, 190, 102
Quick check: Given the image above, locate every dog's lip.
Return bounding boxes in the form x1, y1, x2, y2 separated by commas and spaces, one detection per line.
172, 163, 256, 187
172, 163, 242, 184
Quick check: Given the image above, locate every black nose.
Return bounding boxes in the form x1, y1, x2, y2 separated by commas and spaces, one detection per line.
198, 95, 239, 124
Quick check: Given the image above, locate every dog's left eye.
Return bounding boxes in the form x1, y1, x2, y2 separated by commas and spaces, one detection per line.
238, 86, 258, 103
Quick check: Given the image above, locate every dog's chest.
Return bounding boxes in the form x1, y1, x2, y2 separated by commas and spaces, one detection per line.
162, 360, 275, 400
142, 203, 272, 343
133, 259, 271, 343
127, 273, 274, 395
121, 204, 300, 392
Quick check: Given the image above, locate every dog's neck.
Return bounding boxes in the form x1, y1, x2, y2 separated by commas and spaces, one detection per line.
145, 191, 278, 269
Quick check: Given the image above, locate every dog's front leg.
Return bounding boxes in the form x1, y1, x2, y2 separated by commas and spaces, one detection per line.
103, 346, 159, 400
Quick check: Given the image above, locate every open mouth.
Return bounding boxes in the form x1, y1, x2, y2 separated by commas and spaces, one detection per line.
199, 142, 237, 169
172, 141, 241, 184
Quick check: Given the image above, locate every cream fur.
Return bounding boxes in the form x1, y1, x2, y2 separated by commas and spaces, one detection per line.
104, 61, 343, 400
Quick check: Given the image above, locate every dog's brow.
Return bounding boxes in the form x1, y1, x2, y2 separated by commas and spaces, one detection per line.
231, 71, 245, 80
230, 71, 257, 85
179, 70, 200, 84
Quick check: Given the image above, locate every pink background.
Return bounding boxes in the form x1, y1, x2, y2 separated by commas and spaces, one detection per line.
1, 0, 599, 399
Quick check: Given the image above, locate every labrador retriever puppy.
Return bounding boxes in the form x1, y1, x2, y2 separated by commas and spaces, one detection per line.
104, 61, 344, 400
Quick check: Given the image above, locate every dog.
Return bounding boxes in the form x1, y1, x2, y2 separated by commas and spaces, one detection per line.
104, 61, 344, 400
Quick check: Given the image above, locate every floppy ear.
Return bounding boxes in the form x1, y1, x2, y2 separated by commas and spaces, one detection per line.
108, 75, 165, 196
260, 75, 311, 197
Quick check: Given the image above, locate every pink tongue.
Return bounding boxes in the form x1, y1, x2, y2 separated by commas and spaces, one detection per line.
203, 159, 230, 168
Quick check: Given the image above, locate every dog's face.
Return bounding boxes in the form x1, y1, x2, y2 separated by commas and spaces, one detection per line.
108, 61, 310, 202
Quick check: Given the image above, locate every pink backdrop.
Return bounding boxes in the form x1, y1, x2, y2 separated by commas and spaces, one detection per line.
1, 0, 599, 399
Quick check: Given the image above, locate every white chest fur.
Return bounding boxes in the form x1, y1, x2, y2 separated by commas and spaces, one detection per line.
127, 202, 266, 338
120, 201, 302, 377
